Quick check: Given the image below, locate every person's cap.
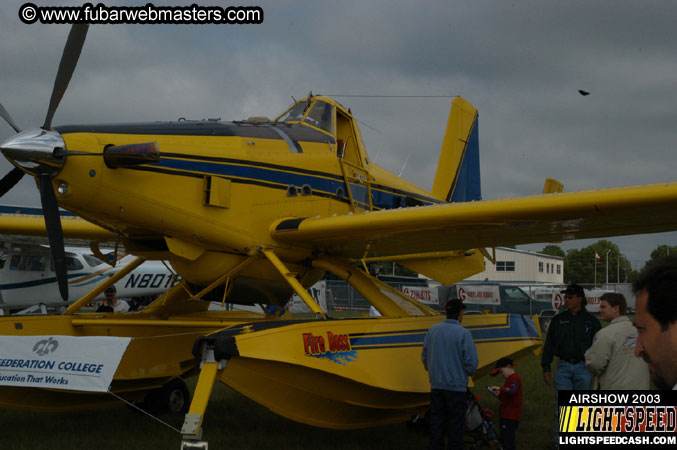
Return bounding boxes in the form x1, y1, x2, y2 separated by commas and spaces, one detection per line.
560, 284, 585, 297
490, 357, 516, 376
445, 298, 466, 315
104, 285, 117, 293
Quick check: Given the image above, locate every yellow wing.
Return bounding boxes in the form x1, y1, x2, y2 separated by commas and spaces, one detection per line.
271, 182, 677, 259
0, 208, 116, 240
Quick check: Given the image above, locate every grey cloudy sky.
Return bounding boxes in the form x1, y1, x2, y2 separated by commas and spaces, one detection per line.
1, 0, 676, 268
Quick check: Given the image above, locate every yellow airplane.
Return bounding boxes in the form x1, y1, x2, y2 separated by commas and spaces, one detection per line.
0, 25, 676, 447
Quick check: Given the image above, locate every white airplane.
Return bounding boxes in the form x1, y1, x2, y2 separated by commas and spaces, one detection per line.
0, 243, 177, 313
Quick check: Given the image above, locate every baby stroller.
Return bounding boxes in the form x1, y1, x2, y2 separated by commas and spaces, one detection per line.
464, 389, 501, 449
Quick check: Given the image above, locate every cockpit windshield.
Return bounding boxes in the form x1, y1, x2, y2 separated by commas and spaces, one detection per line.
83, 254, 103, 267
303, 101, 334, 135
277, 99, 335, 136
278, 101, 308, 123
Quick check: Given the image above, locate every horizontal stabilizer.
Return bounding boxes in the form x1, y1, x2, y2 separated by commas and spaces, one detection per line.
398, 250, 485, 285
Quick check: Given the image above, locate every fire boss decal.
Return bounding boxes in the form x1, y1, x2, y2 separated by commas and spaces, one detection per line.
302, 331, 357, 365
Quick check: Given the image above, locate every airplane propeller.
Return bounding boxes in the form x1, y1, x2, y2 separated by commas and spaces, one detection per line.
0, 103, 26, 195
0, 101, 22, 134
0, 167, 26, 197
43, 25, 89, 131
0, 24, 90, 301
39, 173, 68, 301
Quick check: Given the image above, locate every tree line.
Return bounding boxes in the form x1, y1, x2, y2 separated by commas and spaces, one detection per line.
539, 241, 677, 284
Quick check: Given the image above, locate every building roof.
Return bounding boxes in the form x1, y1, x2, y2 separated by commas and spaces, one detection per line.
496, 246, 564, 260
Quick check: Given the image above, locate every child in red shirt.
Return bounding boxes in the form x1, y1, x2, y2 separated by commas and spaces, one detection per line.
490, 357, 522, 450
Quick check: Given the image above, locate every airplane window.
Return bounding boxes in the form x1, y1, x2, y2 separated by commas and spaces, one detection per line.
83, 254, 102, 267
23, 255, 47, 271
66, 257, 84, 271
49, 256, 84, 271
104, 251, 117, 264
303, 101, 334, 135
279, 102, 307, 123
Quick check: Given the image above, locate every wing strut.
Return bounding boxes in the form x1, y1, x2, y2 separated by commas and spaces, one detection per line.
191, 257, 255, 303
312, 257, 437, 317
260, 248, 326, 318
66, 256, 146, 314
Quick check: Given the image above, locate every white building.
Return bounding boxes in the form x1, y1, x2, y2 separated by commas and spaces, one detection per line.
464, 247, 564, 284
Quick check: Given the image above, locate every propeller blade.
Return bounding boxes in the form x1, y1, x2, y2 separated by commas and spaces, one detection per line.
0, 167, 25, 197
43, 24, 89, 130
0, 101, 21, 133
38, 173, 68, 301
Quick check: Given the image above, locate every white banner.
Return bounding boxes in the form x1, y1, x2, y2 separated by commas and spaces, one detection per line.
457, 285, 501, 305
551, 289, 610, 312
584, 289, 607, 313
401, 285, 439, 305
0, 335, 131, 392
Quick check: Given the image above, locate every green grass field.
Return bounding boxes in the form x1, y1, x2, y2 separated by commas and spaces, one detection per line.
0, 352, 556, 449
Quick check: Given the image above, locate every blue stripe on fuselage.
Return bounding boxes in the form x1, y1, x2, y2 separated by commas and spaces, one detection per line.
350, 332, 425, 347
0, 272, 91, 290
349, 316, 539, 348
148, 156, 441, 210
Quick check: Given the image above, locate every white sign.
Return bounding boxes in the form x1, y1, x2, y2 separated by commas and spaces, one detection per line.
401, 286, 438, 305
457, 285, 501, 305
584, 289, 607, 313
550, 289, 610, 312
290, 281, 328, 313
0, 335, 131, 392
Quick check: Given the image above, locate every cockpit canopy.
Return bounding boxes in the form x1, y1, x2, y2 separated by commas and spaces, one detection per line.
277, 98, 335, 136
275, 96, 368, 168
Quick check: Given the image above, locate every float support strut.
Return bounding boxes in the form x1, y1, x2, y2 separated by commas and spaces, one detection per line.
260, 248, 326, 318
66, 257, 146, 314
180, 344, 224, 449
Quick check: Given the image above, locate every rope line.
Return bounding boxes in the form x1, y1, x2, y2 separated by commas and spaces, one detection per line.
323, 94, 459, 98
128, 330, 213, 340
107, 390, 182, 434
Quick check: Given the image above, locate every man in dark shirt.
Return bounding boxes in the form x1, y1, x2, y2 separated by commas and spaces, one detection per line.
541, 284, 601, 448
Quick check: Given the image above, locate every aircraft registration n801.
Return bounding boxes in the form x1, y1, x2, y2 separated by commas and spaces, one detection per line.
0, 238, 176, 312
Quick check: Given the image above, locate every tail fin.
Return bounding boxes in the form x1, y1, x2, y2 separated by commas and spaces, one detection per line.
402, 99, 482, 284
542, 177, 564, 194
431, 97, 481, 203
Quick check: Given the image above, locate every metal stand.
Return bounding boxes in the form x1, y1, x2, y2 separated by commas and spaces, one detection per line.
180, 344, 226, 450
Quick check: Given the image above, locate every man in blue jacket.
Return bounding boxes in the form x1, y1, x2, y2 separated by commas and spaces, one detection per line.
422, 298, 479, 450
